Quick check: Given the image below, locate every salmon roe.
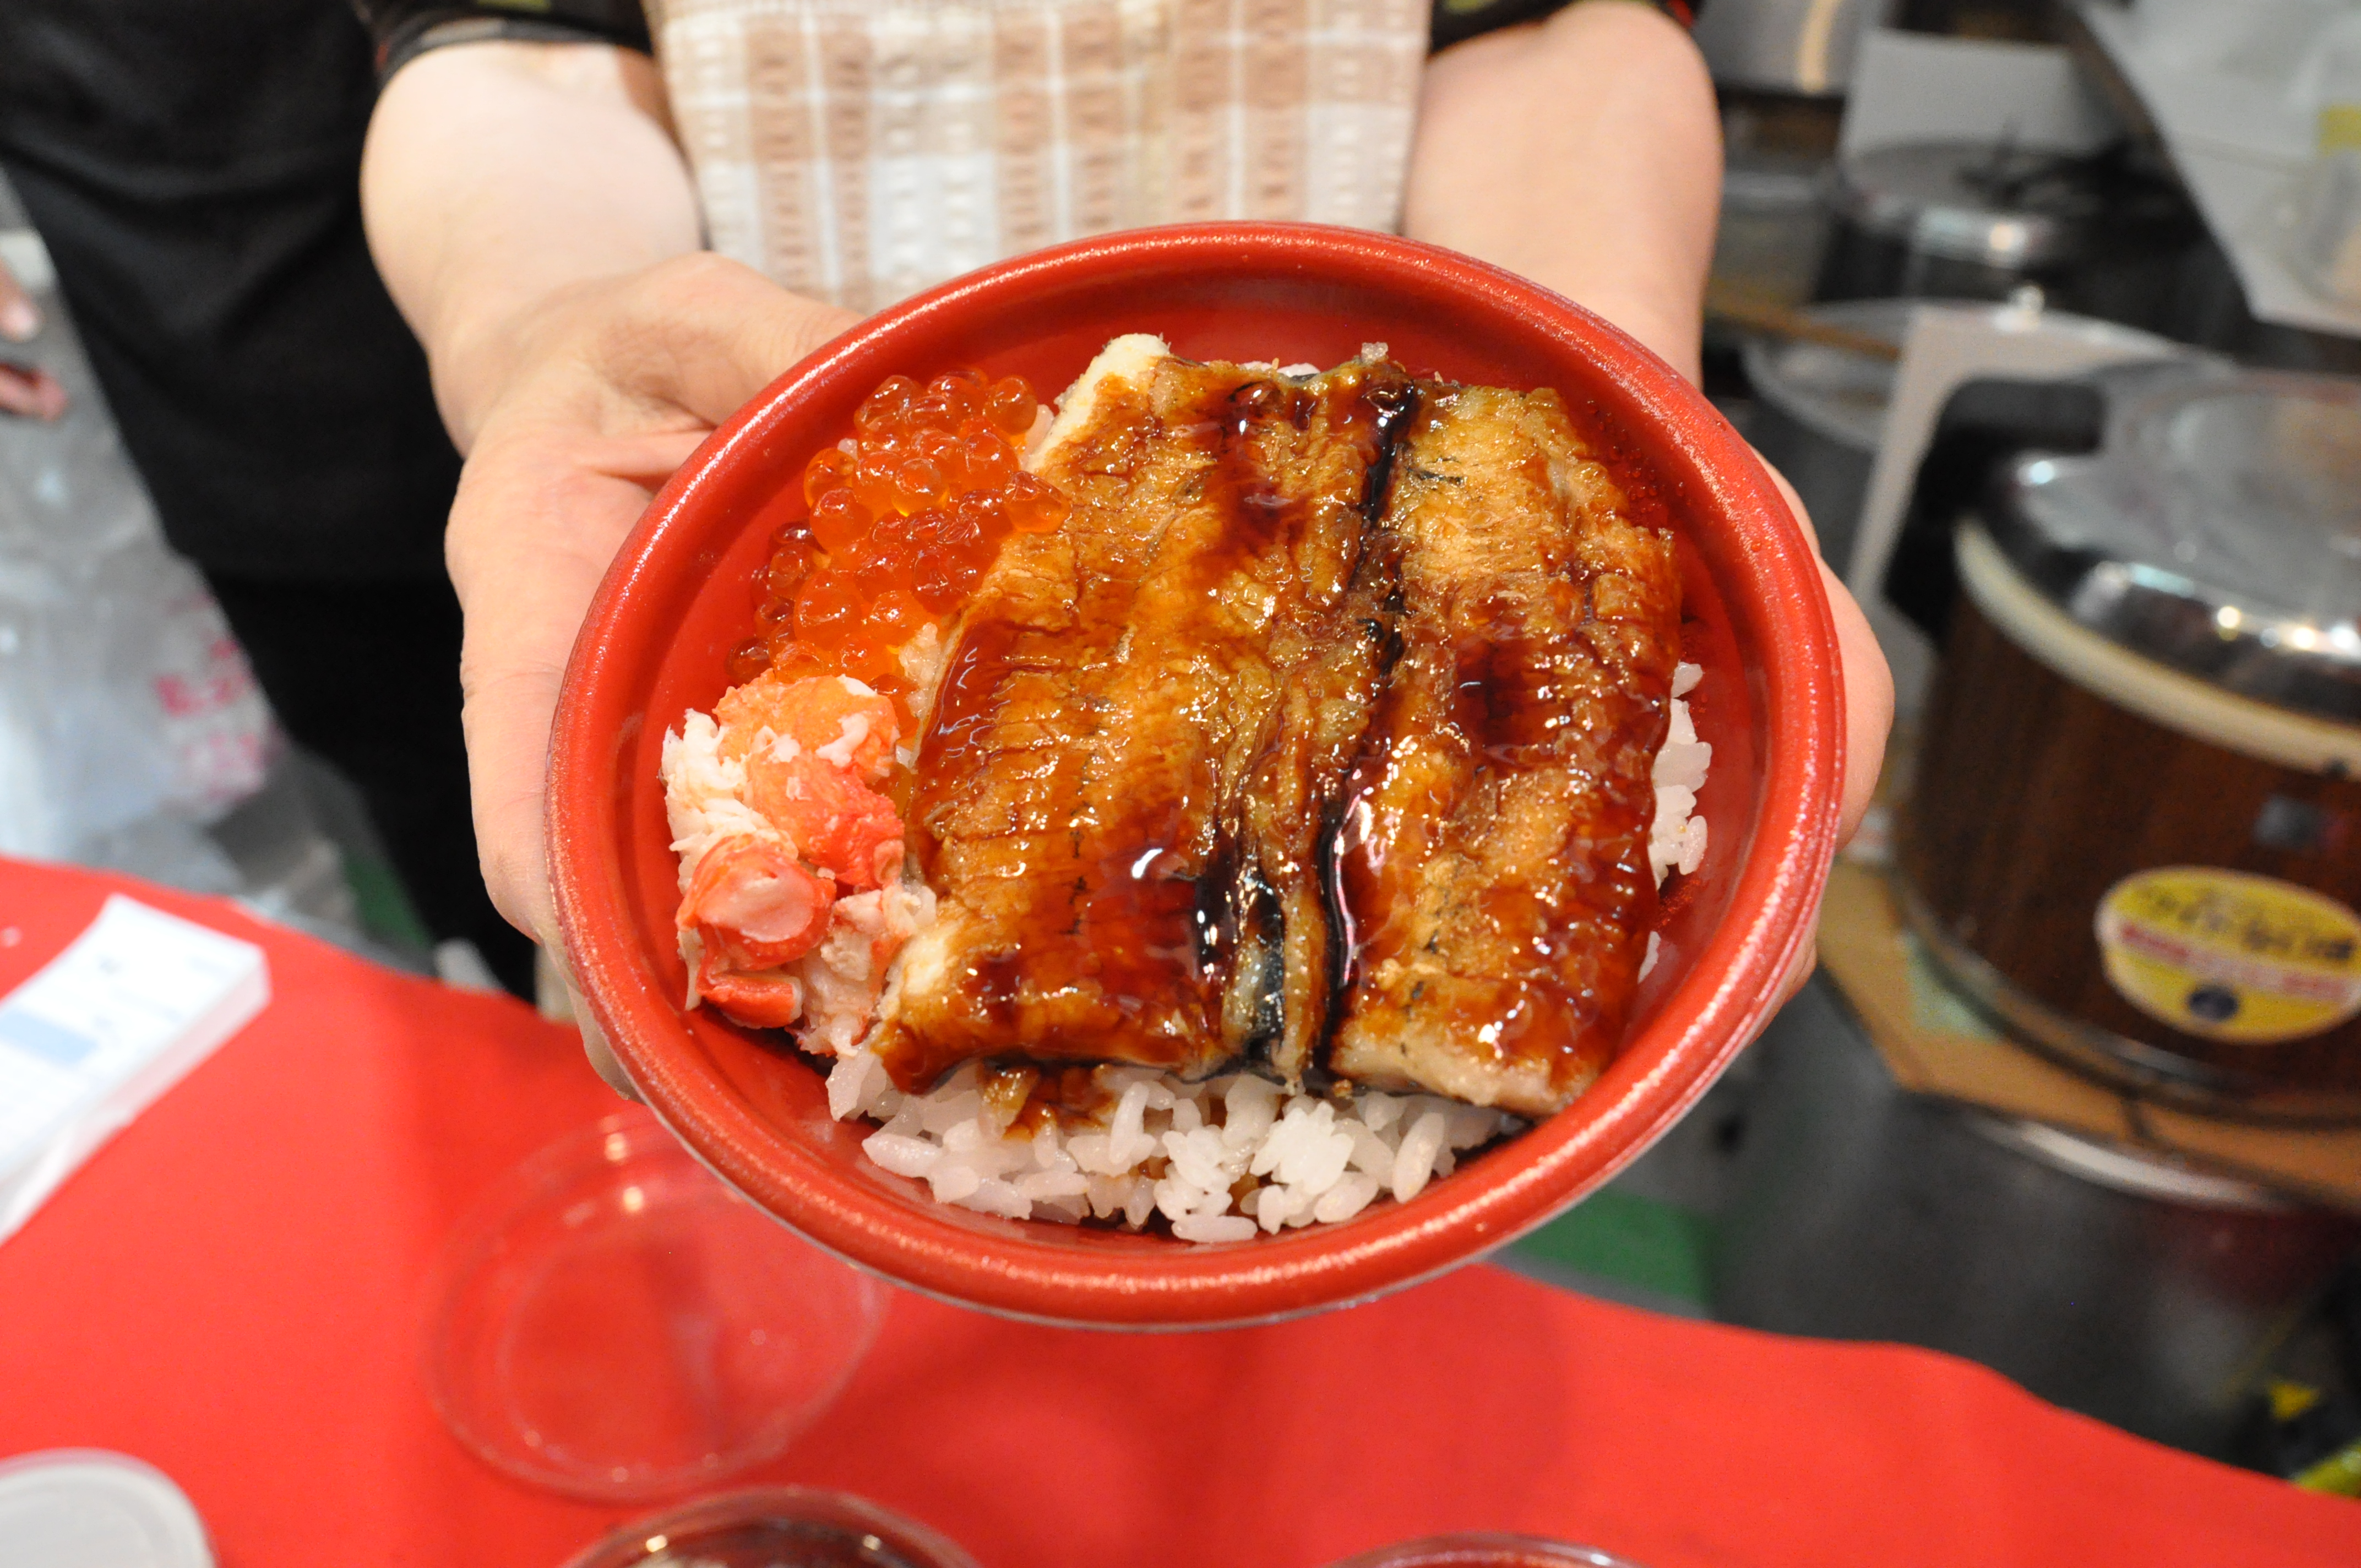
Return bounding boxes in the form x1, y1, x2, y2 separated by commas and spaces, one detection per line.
725, 369, 1070, 716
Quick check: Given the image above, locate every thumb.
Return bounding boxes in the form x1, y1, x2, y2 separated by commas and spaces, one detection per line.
598, 254, 863, 429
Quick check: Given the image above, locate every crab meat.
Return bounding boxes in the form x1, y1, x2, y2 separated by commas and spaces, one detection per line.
678, 836, 836, 971
717, 672, 900, 782
667, 665, 918, 1036
695, 957, 806, 1028
744, 750, 904, 890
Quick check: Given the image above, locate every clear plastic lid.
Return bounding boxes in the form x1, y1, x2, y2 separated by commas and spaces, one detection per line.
0, 1451, 213, 1568
422, 1112, 888, 1505
1988, 361, 2361, 719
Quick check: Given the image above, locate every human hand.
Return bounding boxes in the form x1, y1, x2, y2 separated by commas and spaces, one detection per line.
1408, 2, 1891, 1010
1759, 457, 1894, 1007
1407, 1, 1721, 382
443, 253, 856, 1079
0, 251, 67, 421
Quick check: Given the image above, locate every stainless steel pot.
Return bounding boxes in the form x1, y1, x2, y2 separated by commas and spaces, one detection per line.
1710, 978, 2359, 1458
1816, 140, 2199, 332
1693, 0, 1884, 96
1738, 298, 1908, 574
1895, 361, 2361, 1120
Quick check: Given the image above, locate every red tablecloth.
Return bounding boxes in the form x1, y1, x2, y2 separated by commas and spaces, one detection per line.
0, 858, 2353, 1568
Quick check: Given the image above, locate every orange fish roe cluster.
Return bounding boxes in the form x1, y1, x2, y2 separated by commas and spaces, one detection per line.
727, 368, 1074, 721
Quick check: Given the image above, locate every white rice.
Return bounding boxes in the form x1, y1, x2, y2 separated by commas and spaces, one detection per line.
1650, 659, 1710, 884
816, 662, 1711, 1240
827, 1052, 1517, 1240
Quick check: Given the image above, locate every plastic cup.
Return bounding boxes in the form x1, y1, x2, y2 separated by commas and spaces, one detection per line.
423, 1108, 888, 1502
558, 1487, 980, 1568
1321, 1537, 1648, 1568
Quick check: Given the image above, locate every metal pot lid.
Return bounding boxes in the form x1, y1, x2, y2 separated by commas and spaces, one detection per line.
1739, 298, 1911, 451
1829, 141, 2120, 269
1962, 1113, 2294, 1211
1987, 361, 2361, 721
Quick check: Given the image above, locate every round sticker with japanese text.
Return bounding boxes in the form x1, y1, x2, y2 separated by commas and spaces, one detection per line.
2095, 867, 2361, 1045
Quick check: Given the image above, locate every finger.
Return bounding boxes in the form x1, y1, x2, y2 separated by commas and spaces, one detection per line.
573, 986, 643, 1101
1752, 443, 1820, 552
1749, 445, 1892, 852
1767, 934, 1819, 1015
0, 257, 37, 342
0, 363, 67, 421
448, 426, 688, 949
533, 919, 639, 1095
1820, 557, 1894, 852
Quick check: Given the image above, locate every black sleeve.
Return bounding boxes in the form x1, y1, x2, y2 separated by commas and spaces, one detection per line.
1430, 0, 1701, 54
349, 2, 652, 80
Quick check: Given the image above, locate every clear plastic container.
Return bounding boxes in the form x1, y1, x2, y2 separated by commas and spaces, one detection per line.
423, 1109, 889, 1503
1321, 1537, 1647, 1568
558, 1488, 978, 1568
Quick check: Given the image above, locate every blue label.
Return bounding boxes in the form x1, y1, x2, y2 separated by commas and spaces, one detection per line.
0, 1005, 97, 1069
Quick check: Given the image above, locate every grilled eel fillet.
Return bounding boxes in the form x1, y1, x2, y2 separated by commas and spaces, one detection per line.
1326, 386, 1682, 1114
873, 338, 1418, 1092
871, 342, 1680, 1117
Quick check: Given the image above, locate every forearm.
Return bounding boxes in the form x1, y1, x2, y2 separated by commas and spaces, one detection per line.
360, 41, 702, 449
1404, 2, 1721, 382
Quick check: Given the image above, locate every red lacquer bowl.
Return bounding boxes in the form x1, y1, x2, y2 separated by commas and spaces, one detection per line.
550, 223, 1843, 1329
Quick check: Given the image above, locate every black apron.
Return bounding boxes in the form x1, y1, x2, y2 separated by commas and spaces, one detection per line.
0, 0, 457, 581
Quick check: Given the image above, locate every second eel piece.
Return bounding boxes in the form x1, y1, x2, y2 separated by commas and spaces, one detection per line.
871, 336, 1682, 1118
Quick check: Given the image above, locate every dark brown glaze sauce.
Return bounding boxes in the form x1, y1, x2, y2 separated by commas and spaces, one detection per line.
877, 358, 1417, 1092
1324, 388, 1681, 1114
873, 358, 1680, 1116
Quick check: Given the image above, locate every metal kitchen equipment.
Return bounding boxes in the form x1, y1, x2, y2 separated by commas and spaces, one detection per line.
1739, 298, 1908, 573
1712, 981, 2359, 1459
1895, 360, 2361, 1121
1818, 139, 2197, 329
1692, 0, 1885, 96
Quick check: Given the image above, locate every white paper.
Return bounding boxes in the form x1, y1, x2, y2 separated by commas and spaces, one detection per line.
1845, 303, 2184, 594
1840, 30, 2121, 158
0, 895, 269, 1242
1844, 303, 2186, 718
2074, 0, 2361, 339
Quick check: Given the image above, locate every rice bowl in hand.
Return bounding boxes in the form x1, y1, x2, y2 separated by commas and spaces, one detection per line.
548, 224, 1842, 1327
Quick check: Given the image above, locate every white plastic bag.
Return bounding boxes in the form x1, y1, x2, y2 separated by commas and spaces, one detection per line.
0, 190, 275, 863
